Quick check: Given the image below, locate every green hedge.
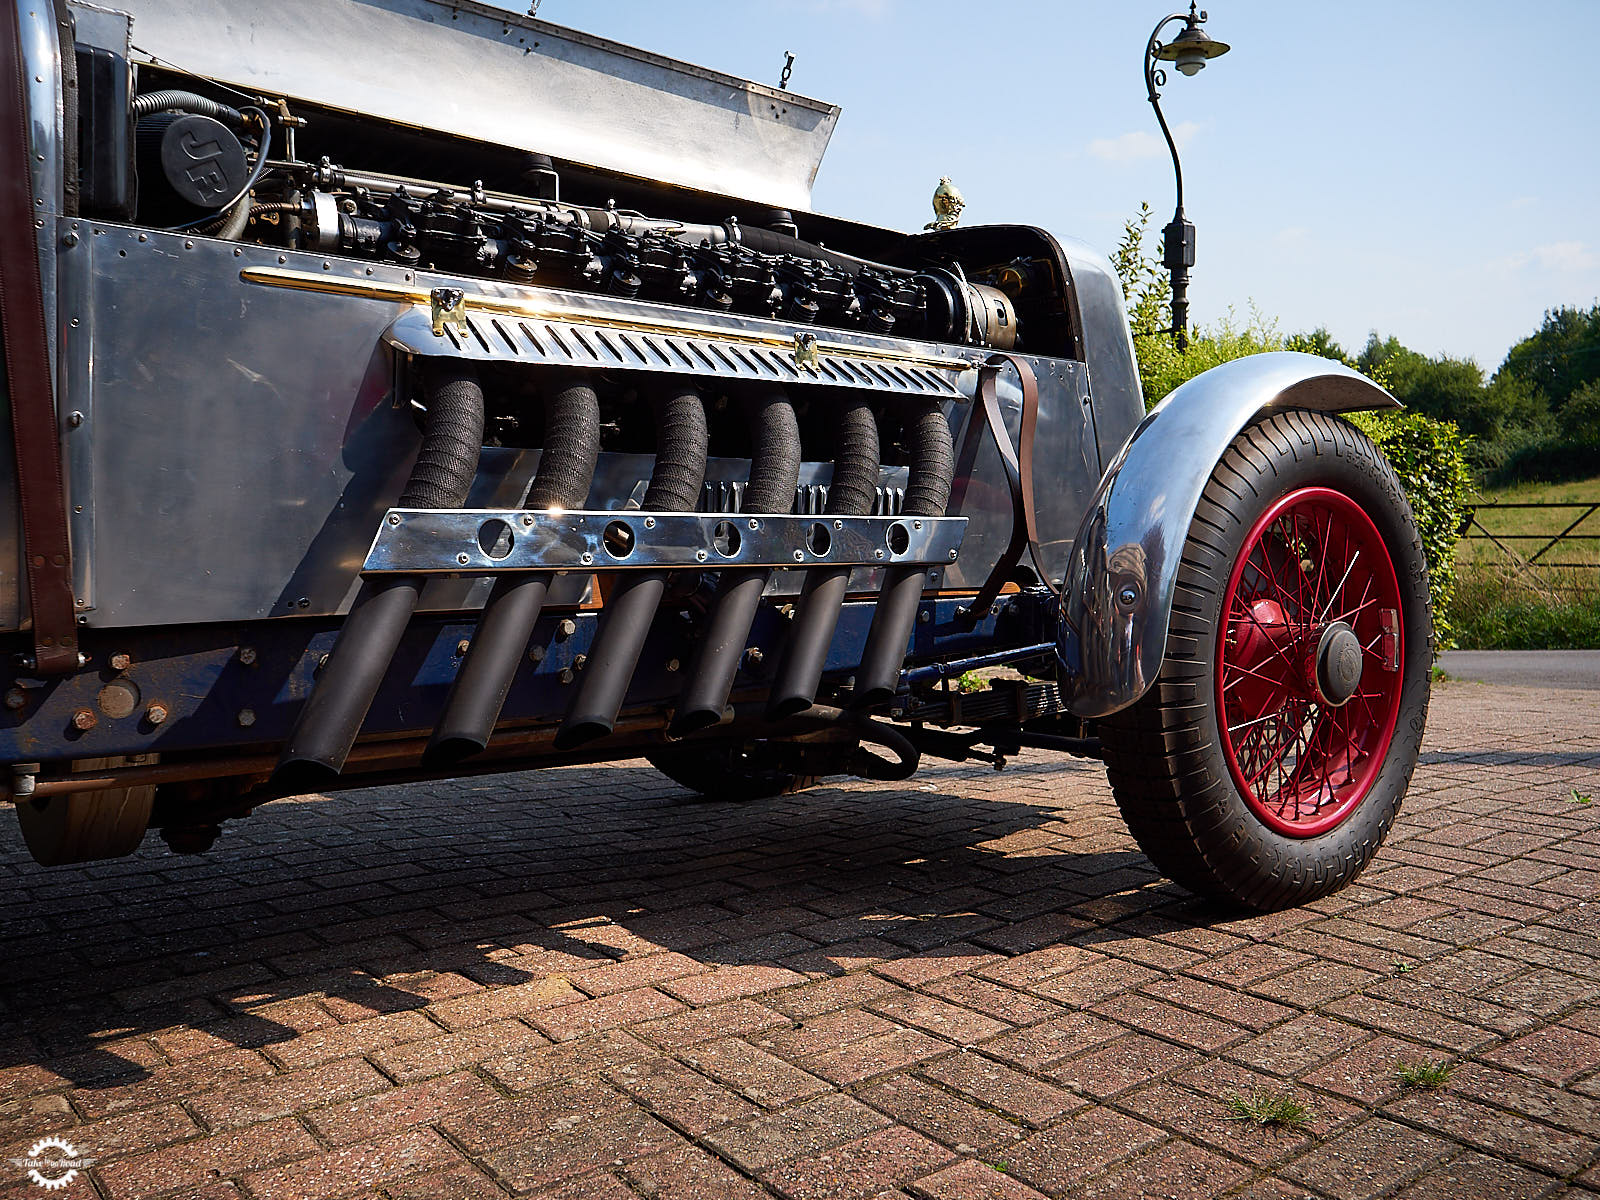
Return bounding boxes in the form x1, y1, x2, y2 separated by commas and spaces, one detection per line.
1344, 410, 1474, 651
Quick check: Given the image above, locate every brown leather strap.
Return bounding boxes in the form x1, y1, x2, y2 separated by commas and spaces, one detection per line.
964, 352, 1055, 620
1, 5, 79, 673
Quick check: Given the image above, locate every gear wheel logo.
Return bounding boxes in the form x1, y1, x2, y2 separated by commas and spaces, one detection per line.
13, 1137, 92, 1190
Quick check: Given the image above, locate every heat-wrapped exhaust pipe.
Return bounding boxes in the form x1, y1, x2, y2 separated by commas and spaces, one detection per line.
425, 371, 601, 765
766, 393, 880, 719
275, 360, 485, 789
849, 403, 955, 709
555, 383, 708, 749
668, 386, 801, 736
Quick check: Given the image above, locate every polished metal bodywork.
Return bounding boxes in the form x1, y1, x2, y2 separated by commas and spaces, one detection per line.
104, 0, 839, 212
365, 511, 966, 575
1056, 352, 1400, 717
6, 221, 1099, 629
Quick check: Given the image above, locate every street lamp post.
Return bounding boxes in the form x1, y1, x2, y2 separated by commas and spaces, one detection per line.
1144, 3, 1229, 351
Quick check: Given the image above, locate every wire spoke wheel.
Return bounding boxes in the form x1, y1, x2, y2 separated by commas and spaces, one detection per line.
1100, 410, 1432, 911
1218, 487, 1404, 837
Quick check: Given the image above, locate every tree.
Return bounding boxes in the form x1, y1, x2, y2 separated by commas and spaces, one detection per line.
1498, 304, 1600, 413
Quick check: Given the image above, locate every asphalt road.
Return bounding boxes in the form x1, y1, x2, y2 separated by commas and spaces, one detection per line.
1439, 649, 1600, 690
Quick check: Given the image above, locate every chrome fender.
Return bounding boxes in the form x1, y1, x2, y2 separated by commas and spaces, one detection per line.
1056, 352, 1399, 717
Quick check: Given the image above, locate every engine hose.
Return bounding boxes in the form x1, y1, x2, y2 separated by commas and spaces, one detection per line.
670, 386, 802, 736
766, 393, 880, 719
275, 362, 485, 788
556, 383, 709, 749
131, 90, 247, 126
427, 371, 601, 764
851, 404, 955, 709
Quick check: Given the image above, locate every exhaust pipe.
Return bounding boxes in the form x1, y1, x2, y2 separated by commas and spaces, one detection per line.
766, 393, 879, 719
425, 371, 601, 765
849, 403, 954, 709
276, 360, 485, 789
555, 382, 709, 749
668, 385, 801, 736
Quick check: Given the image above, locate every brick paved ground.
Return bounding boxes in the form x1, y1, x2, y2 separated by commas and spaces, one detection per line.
1, 678, 1597, 1200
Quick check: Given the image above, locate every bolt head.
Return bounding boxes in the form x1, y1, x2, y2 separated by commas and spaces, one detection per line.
387, 513, 402, 526
146, 703, 169, 726
696, 549, 708, 562
557, 618, 576, 637
528, 646, 545, 663
558, 667, 575, 684
4, 687, 27, 710
520, 514, 534, 526
748, 518, 760, 530
875, 549, 884, 560
238, 647, 257, 666
1117, 585, 1139, 608
793, 549, 804, 561
237, 708, 256, 727
580, 551, 594, 565
71, 708, 97, 731
948, 549, 958, 561
108, 652, 132, 672
643, 516, 656, 528
456, 640, 472, 656
456, 552, 471, 565
665, 657, 680, 672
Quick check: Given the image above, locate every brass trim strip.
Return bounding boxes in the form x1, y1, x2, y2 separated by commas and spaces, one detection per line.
239, 266, 973, 375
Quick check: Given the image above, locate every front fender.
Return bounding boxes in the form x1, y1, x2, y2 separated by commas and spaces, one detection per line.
1055, 352, 1399, 717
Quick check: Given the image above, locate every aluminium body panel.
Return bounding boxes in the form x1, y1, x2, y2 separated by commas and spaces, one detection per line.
104, 0, 839, 212
65, 224, 1098, 629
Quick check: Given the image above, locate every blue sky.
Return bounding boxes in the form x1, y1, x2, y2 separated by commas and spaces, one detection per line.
503, 1, 1596, 372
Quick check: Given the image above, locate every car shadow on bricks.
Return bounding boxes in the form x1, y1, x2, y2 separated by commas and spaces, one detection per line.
0, 754, 1196, 1097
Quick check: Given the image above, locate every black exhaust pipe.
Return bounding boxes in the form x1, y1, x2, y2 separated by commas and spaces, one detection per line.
766, 393, 879, 719
425, 371, 601, 765
849, 403, 954, 709
668, 385, 801, 736
276, 360, 485, 789
555, 382, 709, 749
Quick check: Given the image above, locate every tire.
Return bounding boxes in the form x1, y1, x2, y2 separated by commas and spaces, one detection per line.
1100, 410, 1432, 911
15, 756, 157, 866
646, 744, 821, 803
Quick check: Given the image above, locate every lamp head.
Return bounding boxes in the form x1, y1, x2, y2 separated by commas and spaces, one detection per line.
1154, 8, 1230, 77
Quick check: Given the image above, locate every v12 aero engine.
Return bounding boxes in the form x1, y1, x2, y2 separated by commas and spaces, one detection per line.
0, 0, 1432, 911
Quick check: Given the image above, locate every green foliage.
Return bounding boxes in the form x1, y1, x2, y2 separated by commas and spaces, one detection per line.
1109, 206, 1473, 651
1396, 1059, 1454, 1089
1448, 571, 1600, 650
1498, 303, 1600, 413
1225, 1091, 1313, 1130
1345, 410, 1474, 649
1356, 334, 1543, 448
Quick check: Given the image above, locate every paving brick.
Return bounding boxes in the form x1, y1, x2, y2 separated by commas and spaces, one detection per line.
1137, 976, 1298, 1032
531, 987, 685, 1042
977, 1011, 1122, 1072
866, 993, 1008, 1046
427, 977, 586, 1031
907, 1159, 1049, 1200
480, 1106, 679, 1194
659, 965, 805, 1005
757, 1009, 899, 1060
304, 1070, 500, 1146
1388, 1150, 1559, 1200
855, 1074, 1024, 1154
769, 973, 906, 1020
438, 1077, 630, 1155
372, 1018, 550, 1083
1005, 1106, 1165, 1194
1482, 1023, 1600, 1085
73, 1048, 277, 1120
1074, 1139, 1252, 1200
681, 1037, 831, 1107
1226, 1013, 1369, 1077
264, 1009, 440, 1069
242, 1128, 459, 1200
386, 1161, 508, 1200
568, 952, 708, 998
804, 1026, 951, 1086
703, 1092, 891, 1172
1279, 1117, 1455, 1200
1386, 1090, 1596, 1175
607, 1056, 760, 1136
481, 1029, 653, 1091
922, 1054, 1083, 1126
189, 1057, 392, 1130
1090, 993, 1249, 1052
621, 1141, 767, 1199
761, 1124, 957, 1200
96, 1116, 321, 1200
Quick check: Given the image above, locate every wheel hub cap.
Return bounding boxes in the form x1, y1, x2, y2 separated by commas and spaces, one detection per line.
1313, 622, 1363, 707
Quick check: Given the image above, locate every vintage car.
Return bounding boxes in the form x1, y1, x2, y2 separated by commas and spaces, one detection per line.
0, 0, 1431, 909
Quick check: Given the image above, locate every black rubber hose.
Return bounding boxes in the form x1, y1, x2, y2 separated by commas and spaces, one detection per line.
767, 393, 880, 719
851, 404, 955, 708
670, 386, 802, 736
275, 362, 484, 788
731, 224, 917, 279
427, 371, 600, 764
131, 90, 246, 126
556, 383, 709, 750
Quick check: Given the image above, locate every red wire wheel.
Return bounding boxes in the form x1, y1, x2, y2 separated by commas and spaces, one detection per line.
1215, 486, 1405, 838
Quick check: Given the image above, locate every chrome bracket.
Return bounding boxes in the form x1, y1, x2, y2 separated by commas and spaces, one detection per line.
363, 509, 967, 575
